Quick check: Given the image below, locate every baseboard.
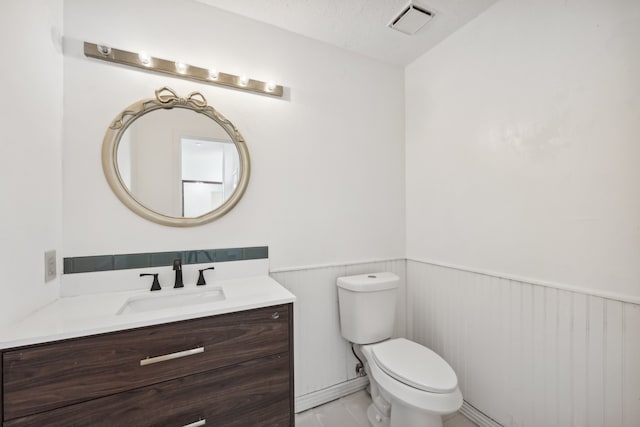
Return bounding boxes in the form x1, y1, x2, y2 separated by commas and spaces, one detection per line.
295, 376, 370, 413
459, 401, 503, 427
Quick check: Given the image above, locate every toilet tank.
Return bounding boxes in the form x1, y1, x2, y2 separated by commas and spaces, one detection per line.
336, 272, 399, 344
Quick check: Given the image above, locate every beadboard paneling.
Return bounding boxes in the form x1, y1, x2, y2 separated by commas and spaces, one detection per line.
270, 259, 406, 400
407, 259, 640, 427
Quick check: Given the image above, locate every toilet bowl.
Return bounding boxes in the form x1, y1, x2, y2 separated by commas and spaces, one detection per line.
336, 272, 463, 427
360, 338, 462, 427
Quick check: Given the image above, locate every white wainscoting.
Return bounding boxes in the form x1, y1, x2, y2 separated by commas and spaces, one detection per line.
407, 259, 640, 427
270, 259, 406, 411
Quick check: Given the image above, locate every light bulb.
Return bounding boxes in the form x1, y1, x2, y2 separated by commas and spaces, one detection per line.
266, 80, 277, 91
175, 61, 187, 74
138, 51, 151, 66
239, 75, 249, 86
209, 68, 218, 80
97, 45, 111, 56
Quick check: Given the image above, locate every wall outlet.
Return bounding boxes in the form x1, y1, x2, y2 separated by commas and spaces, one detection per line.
45, 250, 57, 282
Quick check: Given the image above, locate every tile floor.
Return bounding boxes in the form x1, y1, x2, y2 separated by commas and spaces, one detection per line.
295, 390, 478, 427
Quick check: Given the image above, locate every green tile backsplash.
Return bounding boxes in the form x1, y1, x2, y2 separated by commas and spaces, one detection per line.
63, 246, 268, 274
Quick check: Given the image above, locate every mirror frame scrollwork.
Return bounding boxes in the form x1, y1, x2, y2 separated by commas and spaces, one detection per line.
102, 87, 250, 226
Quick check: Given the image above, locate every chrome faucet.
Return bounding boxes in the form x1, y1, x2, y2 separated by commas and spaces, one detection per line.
173, 258, 184, 288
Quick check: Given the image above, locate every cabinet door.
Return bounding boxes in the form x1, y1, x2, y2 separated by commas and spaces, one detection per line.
3, 304, 290, 420
5, 353, 291, 427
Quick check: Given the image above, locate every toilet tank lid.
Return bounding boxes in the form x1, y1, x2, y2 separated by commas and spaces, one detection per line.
336, 272, 399, 292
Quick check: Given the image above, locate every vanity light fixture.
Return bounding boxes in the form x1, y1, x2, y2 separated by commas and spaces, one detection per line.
84, 41, 284, 97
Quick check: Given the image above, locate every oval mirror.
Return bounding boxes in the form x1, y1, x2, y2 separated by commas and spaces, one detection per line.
102, 87, 250, 226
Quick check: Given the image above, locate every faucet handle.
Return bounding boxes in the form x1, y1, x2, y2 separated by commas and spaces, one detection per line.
196, 266, 216, 286
173, 258, 184, 288
140, 273, 161, 291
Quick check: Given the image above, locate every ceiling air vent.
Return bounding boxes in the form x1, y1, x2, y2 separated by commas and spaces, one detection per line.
389, 3, 434, 35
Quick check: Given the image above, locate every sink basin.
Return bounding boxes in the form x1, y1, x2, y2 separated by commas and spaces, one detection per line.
117, 287, 225, 315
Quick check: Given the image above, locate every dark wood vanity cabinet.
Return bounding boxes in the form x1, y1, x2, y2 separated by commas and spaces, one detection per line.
1, 304, 294, 427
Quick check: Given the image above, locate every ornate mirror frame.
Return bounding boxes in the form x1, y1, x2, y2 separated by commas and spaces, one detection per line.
102, 87, 250, 227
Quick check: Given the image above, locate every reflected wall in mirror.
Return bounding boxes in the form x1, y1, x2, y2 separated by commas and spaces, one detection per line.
103, 87, 250, 226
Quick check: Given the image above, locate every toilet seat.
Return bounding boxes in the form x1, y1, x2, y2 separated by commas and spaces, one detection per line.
361, 343, 463, 416
371, 338, 457, 394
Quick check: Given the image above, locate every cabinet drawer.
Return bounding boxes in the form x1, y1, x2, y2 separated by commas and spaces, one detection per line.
5, 352, 291, 427
3, 304, 290, 420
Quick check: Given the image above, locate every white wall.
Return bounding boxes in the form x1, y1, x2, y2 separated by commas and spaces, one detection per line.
405, 0, 640, 425
62, 0, 406, 270
0, 1, 63, 325
407, 261, 640, 427
405, 0, 640, 301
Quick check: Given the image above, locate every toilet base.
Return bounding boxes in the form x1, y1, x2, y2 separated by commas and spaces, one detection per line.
388, 400, 443, 427
365, 396, 445, 427
367, 402, 390, 427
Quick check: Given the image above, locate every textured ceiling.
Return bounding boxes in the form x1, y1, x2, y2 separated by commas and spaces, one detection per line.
194, 0, 498, 66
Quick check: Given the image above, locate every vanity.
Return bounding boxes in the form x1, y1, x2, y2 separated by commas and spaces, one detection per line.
0, 276, 295, 426
0, 86, 295, 424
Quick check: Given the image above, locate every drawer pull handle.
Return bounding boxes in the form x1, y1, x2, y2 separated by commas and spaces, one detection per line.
182, 419, 206, 427
271, 312, 280, 319
140, 346, 204, 366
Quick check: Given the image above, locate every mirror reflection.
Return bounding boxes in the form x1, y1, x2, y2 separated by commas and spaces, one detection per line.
116, 108, 240, 218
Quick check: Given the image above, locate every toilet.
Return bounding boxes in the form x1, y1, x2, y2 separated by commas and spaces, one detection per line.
337, 272, 462, 427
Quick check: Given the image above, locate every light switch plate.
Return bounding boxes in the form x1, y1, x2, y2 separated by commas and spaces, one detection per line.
45, 250, 57, 282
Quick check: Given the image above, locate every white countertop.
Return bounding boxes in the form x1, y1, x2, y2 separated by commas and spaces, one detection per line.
0, 275, 295, 350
